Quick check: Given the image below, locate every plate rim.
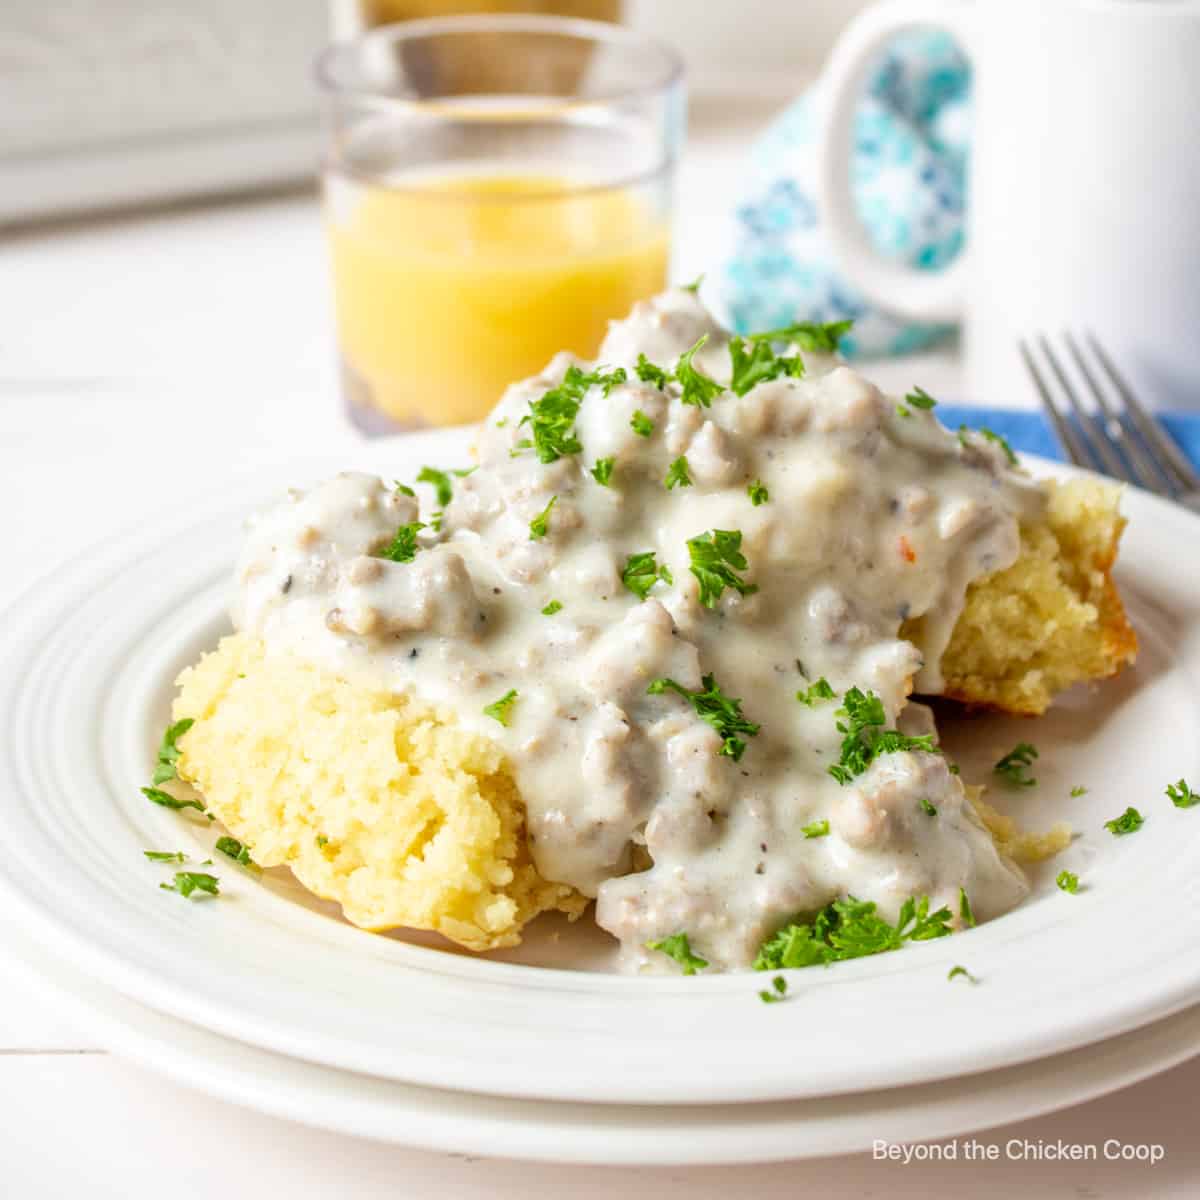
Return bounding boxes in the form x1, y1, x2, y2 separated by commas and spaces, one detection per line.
2, 438, 1200, 1106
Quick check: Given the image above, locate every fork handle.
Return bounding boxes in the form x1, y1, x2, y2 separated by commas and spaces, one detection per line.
813, 0, 972, 322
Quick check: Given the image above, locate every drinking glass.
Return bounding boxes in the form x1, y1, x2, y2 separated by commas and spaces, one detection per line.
316, 15, 685, 432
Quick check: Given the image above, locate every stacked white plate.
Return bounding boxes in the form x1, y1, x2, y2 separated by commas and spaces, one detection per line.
2, 432, 1198, 1164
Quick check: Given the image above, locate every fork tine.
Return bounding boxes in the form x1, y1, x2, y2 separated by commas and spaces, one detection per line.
1036, 334, 1132, 481
1018, 338, 1094, 468
1062, 331, 1174, 495
1086, 333, 1200, 492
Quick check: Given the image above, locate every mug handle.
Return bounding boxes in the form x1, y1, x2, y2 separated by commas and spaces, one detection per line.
813, 0, 972, 323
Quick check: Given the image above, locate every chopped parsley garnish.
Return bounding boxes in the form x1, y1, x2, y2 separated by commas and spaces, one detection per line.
979, 427, 1019, 465
906, 386, 937, 410
728, 335, 803, 396
646, 932, 708, 975
664, 456, 692, 490
1104, 806, 1144, 836
316, 835, 328, 848
591, 457, 615, 487
801, 819, 830, 839
635, 354, 671, 389
647, 674, 760, 761
1070, 785, 1088, 798
1056, 870, 1080, 894
748, 318, 854, 354
528, 495, 557, 540
795, 677, 835, 707
1167, 778, 1200, 808
519, 365, 626, 463
947, 965, 978, 984
960, 424, 1019, 466
160, 871, 220, 899
958, 886, 975, 928
631, 409, 655, 437
378, 521, 426, 563
681, 274, 705, 294
541, 600, 563, 616
675, 335, 723, 409
919, 797, 937, 817
747, 479, 769, 506
687, 529, 757, 608
416, 466, 454, 507
759, 975, 788, 1004
141, 786, 208, 816
826, 687, 937, 785
216, 836, 256, 868
393, 480, 415, 497
143, 850, 185, 863
483, 689, 519, 727
994, 742, 1038, 787
754, 894, 951, 972
153, 717, 194, 785
621, 551, 672, 601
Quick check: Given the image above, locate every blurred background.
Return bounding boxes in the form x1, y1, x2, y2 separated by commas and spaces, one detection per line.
0, 0, 870, 224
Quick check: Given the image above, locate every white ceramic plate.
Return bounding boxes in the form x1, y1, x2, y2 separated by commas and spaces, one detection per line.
1, 432, 1198, 1106
7, 916, 1200, 1164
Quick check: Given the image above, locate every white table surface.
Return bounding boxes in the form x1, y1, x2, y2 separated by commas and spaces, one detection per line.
1, 112, 1195, 1197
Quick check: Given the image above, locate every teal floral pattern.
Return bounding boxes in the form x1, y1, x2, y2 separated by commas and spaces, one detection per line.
721, 32, 970, 358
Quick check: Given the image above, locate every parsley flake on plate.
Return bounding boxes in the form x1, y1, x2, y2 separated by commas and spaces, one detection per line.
630, 409, 655, 437
528, 495, 557, 540
748, 479, 769, 506
541, 599, 563, 616
1070, 785, 1088, 798
483, 689, 519, 727
681, 274, 705, 294
591, 457, 615, 487
216, 836, 256, 868
393, 480, 415, 497
1056, 870, 1080, 894
947, 965, 978, 984
687, 529, 757, 609
141, 786, 208, 816
801, 819, 830, 839
1167, 778, 1200, 808
160, 871, 220, 899
152, 717, 194, 785
143, 850, 185, 863
906, 385, 937, 410
1105, 806, 1144, 836
826, 687, 937, 786
664, 456, 692, 490
647, 674, 760, 761
754, 894, 951, 972
795, 677, 835, 707
994, 741, 1038, 787
377, 521, 426, 564
919, 797, 937, 817
621, 551, 672, 601
646, 932, 708, 975
759, 975, 789, 1004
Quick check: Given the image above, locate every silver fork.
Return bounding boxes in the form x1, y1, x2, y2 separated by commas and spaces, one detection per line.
1018, 332, 1200, 513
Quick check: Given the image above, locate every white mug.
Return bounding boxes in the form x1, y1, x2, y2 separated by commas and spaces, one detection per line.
814, 0, 1200, 409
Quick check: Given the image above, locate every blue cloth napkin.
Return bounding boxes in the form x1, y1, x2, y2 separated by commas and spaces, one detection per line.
944, 407, 1200, 469
720, 32, 969, 357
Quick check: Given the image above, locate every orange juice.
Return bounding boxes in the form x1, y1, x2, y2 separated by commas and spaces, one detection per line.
327, 173, 670, 427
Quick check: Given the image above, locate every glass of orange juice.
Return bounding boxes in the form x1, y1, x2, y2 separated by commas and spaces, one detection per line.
316, 15, 685, 432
